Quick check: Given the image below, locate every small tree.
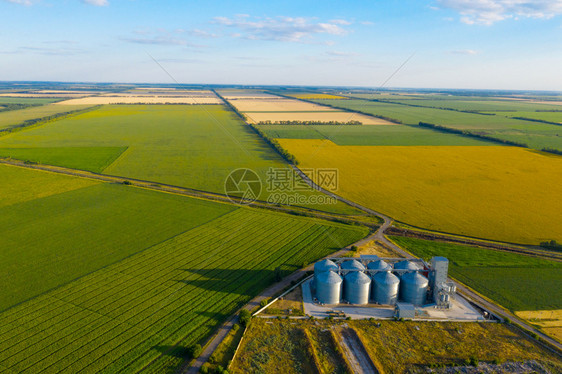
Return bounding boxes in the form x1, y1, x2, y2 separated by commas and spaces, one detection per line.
350, 245, 358, 252
239, 309, 251, 327
186, 343, 202, 359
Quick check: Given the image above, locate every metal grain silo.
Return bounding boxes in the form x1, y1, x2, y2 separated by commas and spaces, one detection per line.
343, 271, 371, 305
393, 260, 419, 278
372, 271, 400, 305
367, 259, 392, 272
400, 272, 429, 306
340, 259, 365, 274
314, 259, 339, 275
316, 271, 342, 305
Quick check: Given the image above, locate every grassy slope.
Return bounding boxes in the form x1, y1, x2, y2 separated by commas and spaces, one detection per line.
0, 104, 91, 130
277, 139, 562, 244
0, 182, 236, 311
390, 236, 562, 311
354, 320, 562, 372
0, 208, 368, 373
233, 319, 562, 373
0, 104, 359, 214
260, 124, 495, 146
312, 98, 562, 151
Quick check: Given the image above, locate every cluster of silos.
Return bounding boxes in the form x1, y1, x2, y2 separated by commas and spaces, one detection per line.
313, 258, 430, 306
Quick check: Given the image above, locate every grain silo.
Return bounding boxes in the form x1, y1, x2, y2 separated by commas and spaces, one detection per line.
316, 271, 342, 304
393, 260, 419, 278
314, 259, 339, 275
340, 259, 365, 274
367, 259, 392, 272
372, 271, 400, 305
344, 271, 371, 305
400, 272, 429, 306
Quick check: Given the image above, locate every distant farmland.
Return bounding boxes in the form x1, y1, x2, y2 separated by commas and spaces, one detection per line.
307, 97, 562, 152
277, 139, 562, 244
0, 185, 367, 373
0, 103, 92, 130
0, 104, 358, 214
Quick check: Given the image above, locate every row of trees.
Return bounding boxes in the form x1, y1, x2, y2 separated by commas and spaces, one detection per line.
249, 123, 299, 165
256, 120, 362, 126
418, 122, 529, 147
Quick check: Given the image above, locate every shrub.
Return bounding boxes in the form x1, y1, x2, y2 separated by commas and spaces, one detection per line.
186, 343, 202, 359
239, 309, 252, 327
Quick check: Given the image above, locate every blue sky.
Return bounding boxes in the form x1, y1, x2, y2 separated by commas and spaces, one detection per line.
1, 0, 561, 90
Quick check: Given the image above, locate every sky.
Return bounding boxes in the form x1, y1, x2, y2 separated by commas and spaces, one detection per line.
1, 0, 561, 90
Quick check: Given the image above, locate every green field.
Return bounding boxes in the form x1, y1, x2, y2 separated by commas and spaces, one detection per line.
260, 124, 495, 146
0, 147, 128, 173
0, 181, 237, 311
0, 104, 91, 130
497, 111, 562, 124
390, 236, 562, 311
0, 104, 359, 214
372, 97, 562, 112
0, 197, 367, 373
0, 97, 60, 105
309, 98, 562, 151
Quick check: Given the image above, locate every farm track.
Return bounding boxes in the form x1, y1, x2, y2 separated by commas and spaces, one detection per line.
336, 327, 379, 374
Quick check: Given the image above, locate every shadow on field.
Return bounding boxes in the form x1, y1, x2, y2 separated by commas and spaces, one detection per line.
175, 267, 296, 295
152, 345, 187, 358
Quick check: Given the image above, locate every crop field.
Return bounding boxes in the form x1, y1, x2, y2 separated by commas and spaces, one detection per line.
285, 93, 346, 100
276, 139, 562, 244
515, 310, 562, 343
55, 90, 222, 105
496, 111, 562, 124
308, 98, 562, 151
0, 104, 92, 130
372, 97, 562, 112
0, 204, 367, 373
245, 111, 392, 125
233, 319, 562, 373
0, 104, 357, 214
390, 236, 562, 311
227, 98, 341, 112
0, 179, 236, 311
260, 124, 494, 146
0, 147, 128, 173
0, 97, 59, 105
0, 163, 98, 209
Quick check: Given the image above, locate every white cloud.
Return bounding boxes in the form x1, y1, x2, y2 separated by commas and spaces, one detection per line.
213, 15, 351, 42
82, 0, 108, 5
3, 0, 35, 5
437, 0, 562, 25
450, 49, 480, 55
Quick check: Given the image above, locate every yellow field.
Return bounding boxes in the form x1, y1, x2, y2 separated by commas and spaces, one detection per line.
288, 93, 346, 99
516, 310, 562, 343
227, 98, 340, 112
277, 139, 562, 244
245, 111, 393, 125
